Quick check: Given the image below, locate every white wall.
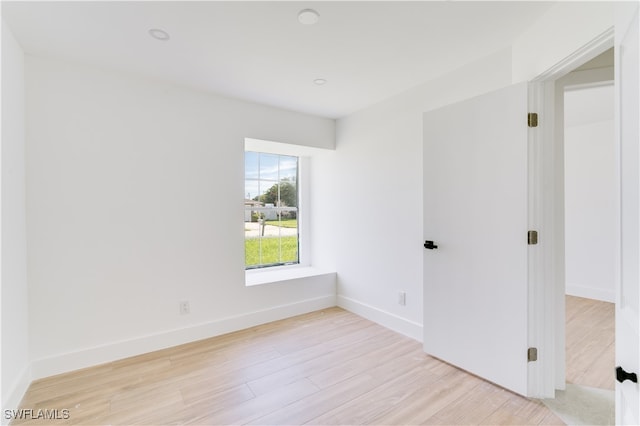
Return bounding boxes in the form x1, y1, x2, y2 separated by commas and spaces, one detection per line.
1, 22, 31, 415
330, 49, 513, 340
564, 85, 616, 302
25, 55, 336, 378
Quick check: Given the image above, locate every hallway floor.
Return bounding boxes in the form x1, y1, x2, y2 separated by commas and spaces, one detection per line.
542, 295, 615, 425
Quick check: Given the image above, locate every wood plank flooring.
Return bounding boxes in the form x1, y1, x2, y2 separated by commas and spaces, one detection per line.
11, 296, 612, 425
565, 295, 615, 390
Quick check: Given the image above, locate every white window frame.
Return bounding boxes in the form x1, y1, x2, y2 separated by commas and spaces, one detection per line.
244, 151, 302, 269
244, 138, 311, 274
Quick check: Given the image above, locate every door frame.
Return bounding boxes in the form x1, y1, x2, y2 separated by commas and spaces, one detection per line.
528, 28, 614, 398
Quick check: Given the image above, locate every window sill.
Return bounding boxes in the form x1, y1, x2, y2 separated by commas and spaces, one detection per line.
245, 266, 335, 287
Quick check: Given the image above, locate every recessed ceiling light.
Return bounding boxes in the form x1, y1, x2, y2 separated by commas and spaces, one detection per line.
314, 78, 327, 86
298, 9, 320, 25
148, 28, 170, 41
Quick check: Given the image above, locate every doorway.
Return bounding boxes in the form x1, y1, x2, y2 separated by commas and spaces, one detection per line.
543, 48, 617, 425
561, 49, 616, 385
562, 49, 616, 306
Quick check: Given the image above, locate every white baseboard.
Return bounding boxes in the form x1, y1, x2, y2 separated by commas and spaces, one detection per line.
337, 295, 423, 342
566, 284, 615, 303
2, 365, 32, 425
31, 294, 336, 380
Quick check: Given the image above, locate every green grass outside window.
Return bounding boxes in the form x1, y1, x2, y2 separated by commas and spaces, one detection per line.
245, 235, 299, 268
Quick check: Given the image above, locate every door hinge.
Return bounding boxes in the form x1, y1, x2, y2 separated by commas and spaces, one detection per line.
528, 112, 538, 128
528, 230, 538, 245
528, 347, 538, 362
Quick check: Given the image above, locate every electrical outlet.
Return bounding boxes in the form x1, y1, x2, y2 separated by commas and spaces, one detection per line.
398, 292, 406, 306
180, 301, 190, 315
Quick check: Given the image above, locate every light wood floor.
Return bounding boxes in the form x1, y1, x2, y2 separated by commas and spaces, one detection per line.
12, 296, 613, 425
565, 295, 615, 390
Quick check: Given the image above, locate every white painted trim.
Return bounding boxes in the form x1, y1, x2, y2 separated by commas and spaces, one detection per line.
337, 295, 423, 342
30, 294, 336, 380
1, 366, 32, 425
566, 284, 615, 303
532, 28, 614, 83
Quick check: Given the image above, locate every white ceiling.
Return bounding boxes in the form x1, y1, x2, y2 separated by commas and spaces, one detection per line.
2, 1, 555, 119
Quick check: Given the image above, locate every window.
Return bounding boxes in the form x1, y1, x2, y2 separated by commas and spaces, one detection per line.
244, 151, 299, 269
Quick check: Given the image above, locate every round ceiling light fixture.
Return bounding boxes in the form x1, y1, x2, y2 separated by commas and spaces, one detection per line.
298, 9, 320, 25
313, 78, 327, 86
148, 28, 170, 41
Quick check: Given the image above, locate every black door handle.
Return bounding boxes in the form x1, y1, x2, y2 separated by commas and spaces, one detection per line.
424, 240, 438, 250
616, 366, 638, 383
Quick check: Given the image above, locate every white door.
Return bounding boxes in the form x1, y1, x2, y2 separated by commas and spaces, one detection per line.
616, 6, 640, 425
423, 83, 530, 396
